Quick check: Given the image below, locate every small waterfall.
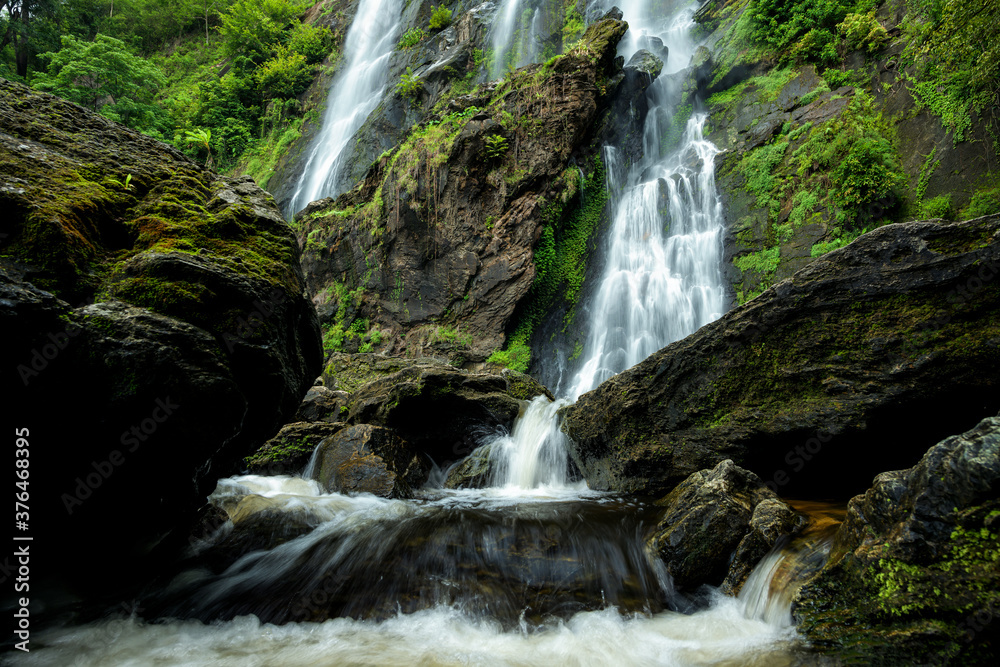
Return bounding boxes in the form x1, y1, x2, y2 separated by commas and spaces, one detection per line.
487, 396, 582, 489
489, 0, 524, 79
286, 0, 402, 215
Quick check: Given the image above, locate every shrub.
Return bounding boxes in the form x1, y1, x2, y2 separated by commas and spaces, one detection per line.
398, 27, 425, 49
484, 134, 508, 160
395, 67, 423, 101
839, 10, 889, 54
921, 194, 953, 219
429, 6, 453, 31
255, 46, 312, 99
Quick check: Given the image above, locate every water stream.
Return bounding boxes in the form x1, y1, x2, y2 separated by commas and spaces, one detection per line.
8, 3, 824, 665
285, 0, 402, 216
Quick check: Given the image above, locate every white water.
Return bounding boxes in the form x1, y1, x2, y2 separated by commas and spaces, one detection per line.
12, 479, 800, 667
286, 0, 402, 215
488, 0, 550, 80
566, 5, 724, 399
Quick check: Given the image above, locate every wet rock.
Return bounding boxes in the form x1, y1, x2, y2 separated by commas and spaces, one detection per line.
346, 361, 523, 464
0, 80, 322, 597
312, 424, 430, 497
444, 444, 495, 489
562, 215, 1000, 499
721, 498, 806, 595
244, 421, 347, 475
293, 385, 350, 423
793, 416, 1000, 665
648, 460, 796, 590
624, 49, 664, 81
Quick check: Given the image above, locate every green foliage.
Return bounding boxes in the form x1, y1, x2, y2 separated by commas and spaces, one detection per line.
32, 33, 167, 130
903, 0, 1000, 144
788, 27, 838, 66
742, 139, 789, 217
960, 182, 1000, 219
810, 226, 866, 256
398, 27, 425, 49
735, 246, 780, 277
921, 194, 953, 219
563, 6, 585, 49
428, 5, 453, 31
254, 45, 311, 99
746, 0, 852, 57
838, 10, 888, 54
396, 67, 423, 101
217, 0, 303, 64
484, 134, 509, 160
287, 22, 334, 65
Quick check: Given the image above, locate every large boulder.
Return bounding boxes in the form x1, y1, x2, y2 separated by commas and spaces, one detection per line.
648, 459, 801, 591
311, 424, 429, 497
562, 215, 1000, 499
0, 80, 322, 598
345, 359, 525, 464
793, 416, 1000, 665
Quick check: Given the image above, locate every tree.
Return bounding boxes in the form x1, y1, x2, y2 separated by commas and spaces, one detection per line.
1, 0, 57, 78
32, 33, 167, 129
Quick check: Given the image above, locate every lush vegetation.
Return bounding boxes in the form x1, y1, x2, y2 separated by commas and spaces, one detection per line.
2, 0, 336, 181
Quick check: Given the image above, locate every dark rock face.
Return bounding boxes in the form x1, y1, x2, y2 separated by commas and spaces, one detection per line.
296, 17, 635, 360
0, 80, 322, 596
562, 215, 1000, 499
293, 385, 350, 423
346, 360, 523, 464
312, 424, 429, 497
648, 460, 799, 591
793, 416, 1000, 665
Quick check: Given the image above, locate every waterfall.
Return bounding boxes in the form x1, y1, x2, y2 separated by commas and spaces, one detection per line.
488, 0, 553, 80
286, 0, 402, 216
486, 2, 725, 483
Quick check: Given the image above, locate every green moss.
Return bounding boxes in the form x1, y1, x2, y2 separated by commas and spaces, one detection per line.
488, 156, 609, 372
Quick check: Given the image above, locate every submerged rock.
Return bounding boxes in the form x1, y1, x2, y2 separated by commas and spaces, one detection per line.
793, 416, 1000, 665
312, 424, 429, 497
1, 80, 322, 597
562, 215, 1000, 499
648, 460, 800, 591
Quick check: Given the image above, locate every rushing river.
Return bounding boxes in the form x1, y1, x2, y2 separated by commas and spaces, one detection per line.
6, 2, 829, 665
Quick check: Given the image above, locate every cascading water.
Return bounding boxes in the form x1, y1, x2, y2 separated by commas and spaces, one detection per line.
488, 0, 550, 80
10, 4, 817, 666
285, 0, 402, 216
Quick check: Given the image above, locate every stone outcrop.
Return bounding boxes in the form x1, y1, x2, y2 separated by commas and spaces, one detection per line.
648, 460, 802, 592
793, 416, 1000, 665
243, 352, 553, 477
311, 424, 429, 497
562, 215, 1000, 499
295, 15, 642, 361
1, 80, 322, 596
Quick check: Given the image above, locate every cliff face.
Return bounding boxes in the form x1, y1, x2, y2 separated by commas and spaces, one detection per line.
294, 15, 651, 365
562, 214, 1000, 499
0, 80, 322, 595
692, 0, 999, 306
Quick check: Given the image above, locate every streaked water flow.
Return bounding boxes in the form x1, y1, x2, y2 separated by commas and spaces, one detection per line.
286, 0, 402, 216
